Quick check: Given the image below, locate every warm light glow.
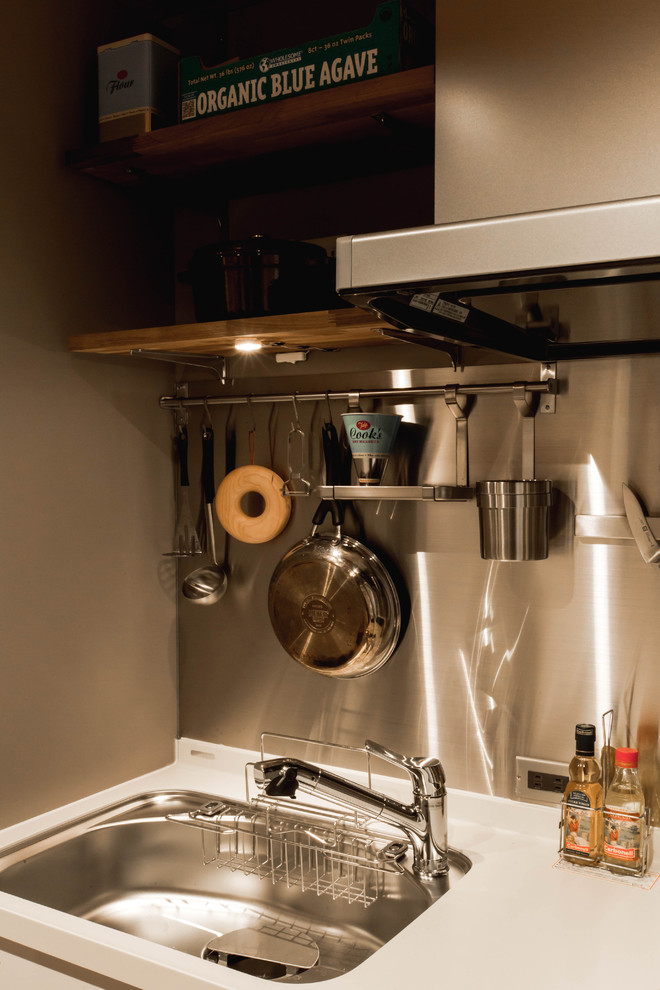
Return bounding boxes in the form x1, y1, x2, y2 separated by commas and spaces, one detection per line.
234, 339, 262, 353
416, 553, 441, 755
586, 455, 612, 716
391, 369, 416, 423
458, 646, 494, 794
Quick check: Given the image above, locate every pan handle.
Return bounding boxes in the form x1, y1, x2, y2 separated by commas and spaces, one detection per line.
321, 419, 345, 525
322, 421, 342, 485
177, 426, 191, 487
310, 499, 342, 539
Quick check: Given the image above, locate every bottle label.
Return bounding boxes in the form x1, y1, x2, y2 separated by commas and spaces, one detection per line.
564, 790, 595, 856
603, 809, 642, 861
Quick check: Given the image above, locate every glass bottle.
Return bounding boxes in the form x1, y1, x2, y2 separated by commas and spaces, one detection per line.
603, 747, 646, 874
563, 723, 602, 866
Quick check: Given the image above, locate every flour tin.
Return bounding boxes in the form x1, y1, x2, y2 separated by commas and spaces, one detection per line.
97, 33, 180, 141
179, 1, 433, 124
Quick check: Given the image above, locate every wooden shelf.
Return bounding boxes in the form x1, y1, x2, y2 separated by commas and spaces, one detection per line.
68, 308, 397, 357
66, 69, 434, 360
66, 66, 434, 186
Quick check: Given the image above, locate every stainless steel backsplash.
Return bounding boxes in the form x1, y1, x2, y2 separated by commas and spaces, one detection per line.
178, 283, 660, 815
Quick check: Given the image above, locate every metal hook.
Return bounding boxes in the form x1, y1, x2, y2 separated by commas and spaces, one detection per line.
325, 391, 333, 426
291, 394, 302, 430
246, 396, 256, 465
202, 398, 213, 431
246, 395, 257, 433
513, 384, 540, 480
173, 384, 189, 430
444, 387, 472, 489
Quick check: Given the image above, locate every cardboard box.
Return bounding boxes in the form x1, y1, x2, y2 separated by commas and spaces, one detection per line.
179, 1, 432, 124
98, 33, 179, 142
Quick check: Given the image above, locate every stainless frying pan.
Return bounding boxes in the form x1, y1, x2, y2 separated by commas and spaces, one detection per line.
268, 500, 401, 678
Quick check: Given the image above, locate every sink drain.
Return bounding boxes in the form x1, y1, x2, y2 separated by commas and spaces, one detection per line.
203, 926, 320, 981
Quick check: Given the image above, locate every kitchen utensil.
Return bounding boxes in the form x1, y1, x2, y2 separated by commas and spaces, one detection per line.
476, 480, 552, 561
341, 412, 402, 485
282, 396, 311, 496
322, 401, 344, 490
622, 483, 660, 564
164, 425, 202, 557
178, 234, 334, 322
182, 424, 228, 605
216, 465, 291, 544
268, 500, 401, 678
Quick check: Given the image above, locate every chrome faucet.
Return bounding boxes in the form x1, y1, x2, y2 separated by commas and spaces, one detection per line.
253, 739, 448, 879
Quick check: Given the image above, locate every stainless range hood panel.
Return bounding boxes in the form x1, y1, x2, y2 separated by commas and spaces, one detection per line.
336, 196, 660, 297
336, 197, 660, 361
336, 0, 660, 362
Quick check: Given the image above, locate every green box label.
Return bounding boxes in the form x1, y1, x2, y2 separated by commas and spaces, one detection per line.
179, 2, 431, 122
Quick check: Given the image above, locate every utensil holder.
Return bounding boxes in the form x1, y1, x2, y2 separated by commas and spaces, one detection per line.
476, 480, 553, 561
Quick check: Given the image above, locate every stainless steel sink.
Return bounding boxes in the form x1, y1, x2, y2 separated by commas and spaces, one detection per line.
0, 791, 471, 983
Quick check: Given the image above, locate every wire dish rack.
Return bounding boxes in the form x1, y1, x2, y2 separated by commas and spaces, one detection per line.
168, 733, 409, 908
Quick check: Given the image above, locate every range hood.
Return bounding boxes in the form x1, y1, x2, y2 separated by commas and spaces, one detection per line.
336, 196, 660, 363
336, 0, 660, 364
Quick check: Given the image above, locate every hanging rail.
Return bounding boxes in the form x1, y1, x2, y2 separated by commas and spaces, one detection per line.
159, 378, 557, 411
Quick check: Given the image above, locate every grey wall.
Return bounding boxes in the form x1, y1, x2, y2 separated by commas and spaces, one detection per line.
434, 0, 660, 222
0, 0, 177, 827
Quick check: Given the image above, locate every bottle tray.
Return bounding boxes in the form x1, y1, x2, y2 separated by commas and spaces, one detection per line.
559, 801, 651, 877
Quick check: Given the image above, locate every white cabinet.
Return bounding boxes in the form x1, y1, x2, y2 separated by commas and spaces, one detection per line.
0, 948, 96, 989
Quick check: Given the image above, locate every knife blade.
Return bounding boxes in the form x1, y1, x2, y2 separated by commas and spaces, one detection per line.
622, 483, 660, 564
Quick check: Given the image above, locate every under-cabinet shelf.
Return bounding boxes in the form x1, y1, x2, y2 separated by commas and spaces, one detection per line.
67, 308, 397, 357
66, 66, 434, 187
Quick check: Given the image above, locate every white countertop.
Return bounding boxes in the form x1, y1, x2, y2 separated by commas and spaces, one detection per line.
0, 738, 658, 990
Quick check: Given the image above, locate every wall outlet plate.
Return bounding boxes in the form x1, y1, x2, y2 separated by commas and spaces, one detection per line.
515, 756, 569, 805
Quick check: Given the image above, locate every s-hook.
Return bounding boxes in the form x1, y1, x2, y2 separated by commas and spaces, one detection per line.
444, 386, 472, 489
513, 384, 540, 480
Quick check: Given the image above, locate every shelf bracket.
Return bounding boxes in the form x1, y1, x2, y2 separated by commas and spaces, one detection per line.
515, 292, 560, 344
131, 349, 230, 384
377, 325, 462, 370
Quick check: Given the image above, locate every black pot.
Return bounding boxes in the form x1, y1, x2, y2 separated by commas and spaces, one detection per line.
179, 234, 336, 322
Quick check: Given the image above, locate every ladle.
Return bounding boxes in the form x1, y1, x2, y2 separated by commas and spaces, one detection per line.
182, 423, 228, 605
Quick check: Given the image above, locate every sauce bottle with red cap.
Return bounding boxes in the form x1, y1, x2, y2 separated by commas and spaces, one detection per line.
603, 747, 646, 874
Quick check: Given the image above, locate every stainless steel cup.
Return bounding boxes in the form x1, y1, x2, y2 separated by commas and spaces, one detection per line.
476, 480, 553, 561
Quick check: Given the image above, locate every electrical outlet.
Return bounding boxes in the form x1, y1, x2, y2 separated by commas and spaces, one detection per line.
515, 756, 569, 805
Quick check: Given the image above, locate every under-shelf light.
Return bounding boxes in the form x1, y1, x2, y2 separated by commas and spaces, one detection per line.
234, 339, 262, 353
